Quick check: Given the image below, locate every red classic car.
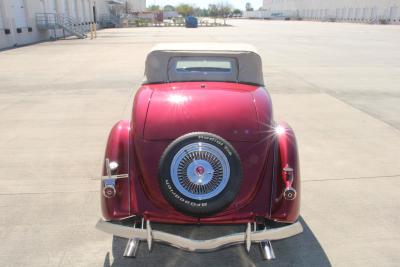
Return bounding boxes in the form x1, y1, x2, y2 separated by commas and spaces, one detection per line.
96, 43, 302, 260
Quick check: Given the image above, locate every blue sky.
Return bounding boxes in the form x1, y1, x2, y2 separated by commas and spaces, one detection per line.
146, 0, 263, 10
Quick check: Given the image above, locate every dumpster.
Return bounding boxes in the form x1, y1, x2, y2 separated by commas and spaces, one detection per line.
185, 16, 198, 28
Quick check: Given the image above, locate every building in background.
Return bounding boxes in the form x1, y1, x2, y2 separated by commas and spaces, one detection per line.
106, 0, 146, 16
0, 0, 109, 49
126, 0, 146, 12
163, 11, 179, 20
262, 0, 399, 24
0, 0, 119, 50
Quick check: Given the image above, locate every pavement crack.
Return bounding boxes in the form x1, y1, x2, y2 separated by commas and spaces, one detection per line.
0, 190, 98, 196
304, 174, 400, 183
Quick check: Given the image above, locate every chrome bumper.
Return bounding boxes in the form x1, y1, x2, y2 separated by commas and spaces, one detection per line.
96, 218, 303, 253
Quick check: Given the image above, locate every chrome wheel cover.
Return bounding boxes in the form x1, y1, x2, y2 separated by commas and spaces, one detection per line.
170, 142, 230, 200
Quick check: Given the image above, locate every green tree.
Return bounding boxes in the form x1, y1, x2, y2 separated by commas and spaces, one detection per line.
217, 3, 232, 25
163, 5, 175, 12
208, 4, 219, 23
233, 9, 243, 16
245, 2, 253, 11
176, 4, 194, 17
148, 5, 160, 12
194, 8, 209, 17
193, 7, 202, 17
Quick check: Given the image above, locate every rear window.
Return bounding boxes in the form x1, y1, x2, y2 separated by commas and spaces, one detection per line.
168, 56, 238, 82
175, 59, 232, 73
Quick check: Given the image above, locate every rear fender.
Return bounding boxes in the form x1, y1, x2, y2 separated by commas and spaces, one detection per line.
269, 122, 301, 223
101, 120, 131, 220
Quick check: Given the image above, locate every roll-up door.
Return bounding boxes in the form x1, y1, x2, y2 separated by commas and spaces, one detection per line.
47, 0, 57, 13
61, 0, 68, 15
390, 6, 398, 22
0, 9, 4, 29
81, 0, 87, 21
11, 0, 28, 28
70, 0, 78, 18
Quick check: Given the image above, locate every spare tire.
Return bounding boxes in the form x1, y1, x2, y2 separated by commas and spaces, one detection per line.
159, 132, 242, 217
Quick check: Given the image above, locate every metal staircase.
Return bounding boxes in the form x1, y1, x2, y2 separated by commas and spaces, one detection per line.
36, 13, 88, 39
99, 13, 121, 28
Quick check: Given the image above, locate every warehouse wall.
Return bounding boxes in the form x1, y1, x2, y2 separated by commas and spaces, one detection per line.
0, 0, 110, 50
127, 0, 146, 12
263, 0, 400, 23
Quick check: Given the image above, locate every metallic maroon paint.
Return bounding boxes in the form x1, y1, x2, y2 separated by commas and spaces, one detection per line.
101, 82, 300, 224
269, 122, 301, 223
144, 84, 260, 142
101, 120, 130, 220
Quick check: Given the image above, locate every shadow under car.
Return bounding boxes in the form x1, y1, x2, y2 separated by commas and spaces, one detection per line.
103, 217, 331, 267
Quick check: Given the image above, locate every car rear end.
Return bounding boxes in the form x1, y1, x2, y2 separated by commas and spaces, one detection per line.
96, 44, 302, 259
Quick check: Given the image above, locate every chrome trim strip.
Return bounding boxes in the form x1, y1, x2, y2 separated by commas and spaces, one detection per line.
105, 158, 112, 177
96, 219, 303, 252
101, 174, 129, 180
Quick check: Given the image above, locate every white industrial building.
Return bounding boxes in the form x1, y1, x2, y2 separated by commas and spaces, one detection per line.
0, 0, 146, 50
126, 0, 146, 12
262, 0, 400, 23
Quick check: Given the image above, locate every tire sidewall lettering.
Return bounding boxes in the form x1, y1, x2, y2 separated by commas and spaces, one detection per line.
165, 180, 208, 207
159, 132, 242, 216
198, 135, 233, 156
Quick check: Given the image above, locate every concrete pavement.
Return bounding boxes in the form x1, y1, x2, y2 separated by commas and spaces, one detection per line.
0, 19, 399, 266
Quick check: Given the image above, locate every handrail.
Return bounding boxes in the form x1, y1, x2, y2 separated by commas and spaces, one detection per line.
36, 12, 88, 39
99, 13, 121, 27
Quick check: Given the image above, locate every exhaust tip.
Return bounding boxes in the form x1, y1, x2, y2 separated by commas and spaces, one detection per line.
123, 238, 140, 257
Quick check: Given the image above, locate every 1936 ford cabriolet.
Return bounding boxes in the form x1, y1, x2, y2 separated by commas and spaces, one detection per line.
96, 43, 302, 260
